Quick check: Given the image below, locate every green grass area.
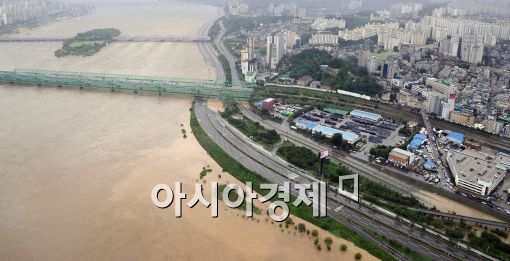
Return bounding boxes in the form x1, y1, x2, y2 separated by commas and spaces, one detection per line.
220, 104, 280, 150
190, 102, 397, 261
208, 19, 221, 39
68, 40, 104, 48
223, 38, 242, 58
217, 53, 232, 83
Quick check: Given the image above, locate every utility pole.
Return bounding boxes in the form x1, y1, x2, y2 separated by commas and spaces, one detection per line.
318, 149, 329, 217
319, 154, 325, 181
318, 150, 329, 182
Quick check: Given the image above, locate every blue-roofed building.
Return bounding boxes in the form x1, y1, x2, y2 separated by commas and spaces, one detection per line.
350, 110, 382, 122
447, 132, 464, 145
424, 161, 437, 170
407, 133, 427, 151
296, 119, 360, 144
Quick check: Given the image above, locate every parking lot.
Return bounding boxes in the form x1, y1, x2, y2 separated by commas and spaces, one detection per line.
272, 103, 304, 118
295, 108, 404, 153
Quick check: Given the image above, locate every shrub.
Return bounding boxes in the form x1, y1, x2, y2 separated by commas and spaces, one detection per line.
297, 223, 306, 233
491, 228, 509, 238
324, 237, 333, 247
311, 229, 319, 237
340, 244, 347, 252
445, 228, 465, 239
355, 252, 362, 260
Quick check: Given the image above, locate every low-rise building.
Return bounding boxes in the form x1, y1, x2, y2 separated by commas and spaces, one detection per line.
295, 119, 360, 143
388, 148, 415, 166
408, 133, 427, 151
262, 98, 276, 110
446, 132, 464, 145
350, 110, 382, 122
447, 150, 507, 196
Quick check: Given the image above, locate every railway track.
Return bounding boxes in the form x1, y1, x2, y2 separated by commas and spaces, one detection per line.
196, 101, 496, 261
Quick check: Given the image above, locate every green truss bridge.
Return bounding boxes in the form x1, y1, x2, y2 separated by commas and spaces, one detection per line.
0, 69, 254, 99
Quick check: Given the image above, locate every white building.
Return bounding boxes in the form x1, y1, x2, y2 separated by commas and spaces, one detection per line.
266, 34, 286, 69
339, 22, 399, 41
240, 48, 249, 74
447, 150, 508, 196
460, 35, 484, 64
309, 33, 338, 45
311, 18, 345, 31
284, 31, 300, 49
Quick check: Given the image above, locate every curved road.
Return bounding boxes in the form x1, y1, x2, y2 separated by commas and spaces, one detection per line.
216, 20, 239, 83
197, 14, 226, 82
195, 101, 496, 261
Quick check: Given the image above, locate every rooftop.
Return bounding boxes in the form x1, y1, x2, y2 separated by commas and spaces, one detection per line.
350, 110, 382, 121
372, 51, 396, 62
447, 132, 464, 144
296, 119, 360, 143
408, 133, 427, 150
324, 107, 349, 116
390, 148, 415, 158
424, 161, 437, 169
449, 150, 506, 185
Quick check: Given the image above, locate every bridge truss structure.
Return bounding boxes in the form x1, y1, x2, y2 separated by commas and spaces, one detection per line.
0, 69, 254, 99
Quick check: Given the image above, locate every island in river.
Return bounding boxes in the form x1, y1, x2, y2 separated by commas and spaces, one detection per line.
55, 28, 121, 57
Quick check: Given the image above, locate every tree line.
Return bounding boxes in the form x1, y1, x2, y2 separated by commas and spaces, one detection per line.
280, 49, 383, 96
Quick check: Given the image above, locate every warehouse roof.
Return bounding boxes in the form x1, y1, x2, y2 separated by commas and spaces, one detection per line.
408, 133, 427, 150
350, 110, 382, 121
296, 119, 360, 143
324, 107, 349, 116
390, 148, 414, 158
447, 132, 464, 144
